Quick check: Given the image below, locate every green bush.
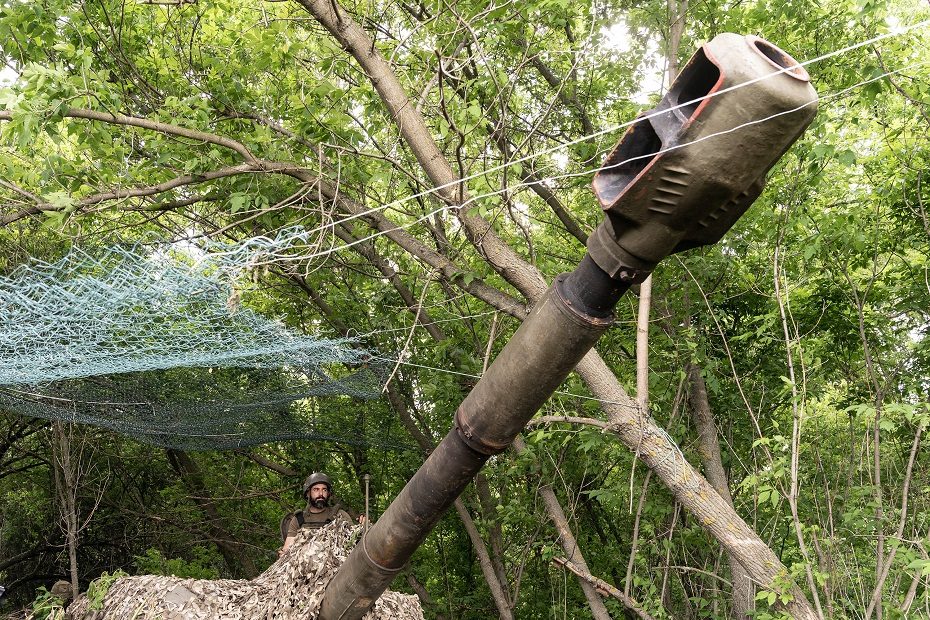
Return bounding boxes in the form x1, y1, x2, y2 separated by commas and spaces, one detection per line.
28, 587, 63, 620
86, 570, 128, 611
133, 547, 220, 579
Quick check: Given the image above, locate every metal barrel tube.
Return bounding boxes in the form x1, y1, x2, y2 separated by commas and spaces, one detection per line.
319, 33, 817, 620
318, 263, 624, 620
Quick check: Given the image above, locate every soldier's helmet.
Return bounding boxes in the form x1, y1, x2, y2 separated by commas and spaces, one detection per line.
302, 472, 332, 498
50, 580, 73, 602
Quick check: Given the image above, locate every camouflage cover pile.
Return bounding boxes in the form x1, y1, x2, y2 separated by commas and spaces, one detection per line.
63, 520, 423, 620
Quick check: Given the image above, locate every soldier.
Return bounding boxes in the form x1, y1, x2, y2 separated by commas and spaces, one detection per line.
278, 472, 365, 556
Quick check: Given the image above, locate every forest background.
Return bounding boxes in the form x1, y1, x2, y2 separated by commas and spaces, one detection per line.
1, 0, 929, 618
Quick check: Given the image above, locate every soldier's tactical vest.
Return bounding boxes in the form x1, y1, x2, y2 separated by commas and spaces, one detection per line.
279, 504, 344, 541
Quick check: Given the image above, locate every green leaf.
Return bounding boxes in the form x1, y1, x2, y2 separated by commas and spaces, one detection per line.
229, 193, 250, 214
836, 149, 856, 166
43, 191, 75, 211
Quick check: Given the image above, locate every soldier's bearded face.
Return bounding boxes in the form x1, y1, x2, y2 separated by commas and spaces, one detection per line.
309, 483, 330, 508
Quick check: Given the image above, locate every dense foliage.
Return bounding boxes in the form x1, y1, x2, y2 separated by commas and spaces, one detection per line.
1, 0, 929, 618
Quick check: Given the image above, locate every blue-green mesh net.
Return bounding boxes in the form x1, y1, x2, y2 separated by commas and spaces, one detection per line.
0, 228, 367, 385
0, 229, 412, 451
0, 367, 403, 451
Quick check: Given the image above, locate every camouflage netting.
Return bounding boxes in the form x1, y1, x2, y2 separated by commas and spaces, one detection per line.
0, 228, 369, 386
0, 366, 411, 451
0, 229, 414, 451
63, 520, 423, 620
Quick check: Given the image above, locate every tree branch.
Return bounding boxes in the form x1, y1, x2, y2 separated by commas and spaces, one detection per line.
0, 108, 255, 161
294, 0, 548, 301
524, 415, 611, 430
514, 437, 611, 620
235, 450, 300, 477
552, 557, 657, 620
0, 162, 304, 225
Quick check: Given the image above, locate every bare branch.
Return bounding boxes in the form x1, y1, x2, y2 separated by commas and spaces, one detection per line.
552, 557, 657, 620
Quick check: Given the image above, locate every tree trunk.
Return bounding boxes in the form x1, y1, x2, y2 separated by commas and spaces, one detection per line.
512, 436, 612, 620
406, 570, 447, 620
165, 450, 258, 578
554, 556, 656, 620
687, 363, 753, 618
453, 499, 514, 620
474, 473, 513, 609
576, 353, 817, 618
52, 421, 80, 599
